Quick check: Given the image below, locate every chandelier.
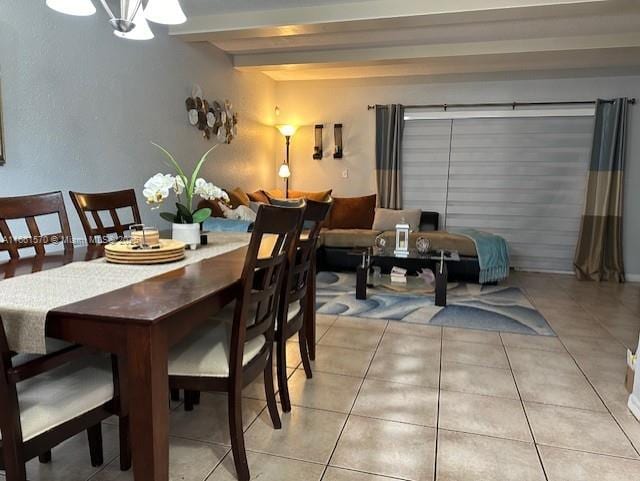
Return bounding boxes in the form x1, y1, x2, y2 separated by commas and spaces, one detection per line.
45, 0, 186, 40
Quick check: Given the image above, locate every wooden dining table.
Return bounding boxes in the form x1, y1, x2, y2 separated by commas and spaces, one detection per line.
0, 243, 319, 481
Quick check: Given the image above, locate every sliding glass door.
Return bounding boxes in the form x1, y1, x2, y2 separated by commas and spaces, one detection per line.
403, 115, 593, 272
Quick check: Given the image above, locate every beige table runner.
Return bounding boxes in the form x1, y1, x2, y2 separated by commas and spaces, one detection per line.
0, 233, 250, 354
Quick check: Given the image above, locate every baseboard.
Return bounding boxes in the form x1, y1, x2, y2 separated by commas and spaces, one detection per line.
626, 274, 640, 282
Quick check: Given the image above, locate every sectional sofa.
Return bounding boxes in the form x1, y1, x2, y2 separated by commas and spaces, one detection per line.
201, 189, 484, 283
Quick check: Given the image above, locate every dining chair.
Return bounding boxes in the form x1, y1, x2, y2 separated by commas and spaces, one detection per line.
0, 192, 73, 259
69, 189, 184, 403
70, 189, 142, 244
0, 316, 131, 481
276, 199, 332, 412
168, 203, 305, 481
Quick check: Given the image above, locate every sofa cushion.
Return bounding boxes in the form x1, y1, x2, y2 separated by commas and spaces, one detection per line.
372, 208, 421, 231
227, 187, 250, 207
320, 228, 382, 248
326, 194, 376, 229
380, 231, 478, 257
247, 190, 270, 203
267, 189, 332, 201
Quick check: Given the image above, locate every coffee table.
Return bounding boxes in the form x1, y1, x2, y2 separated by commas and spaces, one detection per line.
350, 247, 460, 306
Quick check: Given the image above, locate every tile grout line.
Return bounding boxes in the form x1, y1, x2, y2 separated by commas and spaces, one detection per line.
551, 332, 640, 458
319, 319, 389, 481
433, 327, 444, 481
500, 332, 550, 481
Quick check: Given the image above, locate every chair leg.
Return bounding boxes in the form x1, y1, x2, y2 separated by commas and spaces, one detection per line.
170, 388, 180, 402
38, 450, 52, 463
228, 387, 250, 481
86, 423, 104, 467
193, 390, 201, 405
298, 329, 313, 379
264, 357, 282, 429
118, 416, 132, 471
2, 454, 27, 481
184, 390, 196, 411
276, 338, 291, 412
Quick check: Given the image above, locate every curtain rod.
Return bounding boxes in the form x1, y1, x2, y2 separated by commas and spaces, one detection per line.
366, 99, 636, 110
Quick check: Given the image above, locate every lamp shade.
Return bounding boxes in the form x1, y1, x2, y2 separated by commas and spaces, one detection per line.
46, 0, 96, 16
277, 125, 298, 137
145, 0, 187, 25
278, 163, 291, 178
114, 4, 154, 40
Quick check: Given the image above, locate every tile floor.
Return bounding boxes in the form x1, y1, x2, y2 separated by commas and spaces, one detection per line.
3, 272, 640, 481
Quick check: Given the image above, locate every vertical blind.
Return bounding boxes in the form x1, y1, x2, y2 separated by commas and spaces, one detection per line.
403, 116, 593, 272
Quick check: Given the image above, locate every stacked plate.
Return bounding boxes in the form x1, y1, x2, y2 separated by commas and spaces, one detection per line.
105, 239, 186, 265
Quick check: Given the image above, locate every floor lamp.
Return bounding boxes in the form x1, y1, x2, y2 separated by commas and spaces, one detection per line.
277, 125, 298, 198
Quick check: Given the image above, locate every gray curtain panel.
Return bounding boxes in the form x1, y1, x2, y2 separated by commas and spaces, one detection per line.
375, 104, 405, 209
574, 98, 629, 282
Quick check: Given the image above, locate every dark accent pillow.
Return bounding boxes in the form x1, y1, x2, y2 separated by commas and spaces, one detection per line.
197, 199, 224, 218
326, 194, 376, 229
247, 190, 270, 203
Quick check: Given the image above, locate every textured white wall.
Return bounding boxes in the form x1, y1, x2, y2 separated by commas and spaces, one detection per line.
0, 1, 276, 233
275, 74, 640, 276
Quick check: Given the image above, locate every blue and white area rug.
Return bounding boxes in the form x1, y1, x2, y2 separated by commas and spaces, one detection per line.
316, 272, 555, 336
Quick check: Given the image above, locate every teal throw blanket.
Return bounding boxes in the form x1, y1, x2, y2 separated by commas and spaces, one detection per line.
454, 228, 510, 283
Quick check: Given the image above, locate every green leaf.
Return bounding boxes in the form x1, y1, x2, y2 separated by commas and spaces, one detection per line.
150, 142, 188, 187
188, 145, 219, 201
176, 203, 193, 224
191, 208, 212, 224
159, 212, 178, 223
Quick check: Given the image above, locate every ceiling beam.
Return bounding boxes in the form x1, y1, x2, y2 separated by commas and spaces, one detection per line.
233, 33, 640, 70
170, 0, 610, 40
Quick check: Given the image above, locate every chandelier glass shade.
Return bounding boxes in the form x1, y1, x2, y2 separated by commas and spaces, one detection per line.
46, 0, 186, 39
45, 0, 97, 16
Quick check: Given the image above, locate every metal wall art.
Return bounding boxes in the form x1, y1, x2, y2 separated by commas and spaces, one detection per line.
185, 86, 237, 143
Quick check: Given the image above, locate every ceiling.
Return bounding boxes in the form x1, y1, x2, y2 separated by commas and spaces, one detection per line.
174, 0, 640, 81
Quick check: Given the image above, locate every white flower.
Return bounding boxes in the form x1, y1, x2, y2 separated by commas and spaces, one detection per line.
194, 178, 228, 201
143, 173, 175, 204
173, 176, 185, 195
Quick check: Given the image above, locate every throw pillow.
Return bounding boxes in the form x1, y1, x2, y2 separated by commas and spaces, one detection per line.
372, 208, 422, 231
326, 194, 376, 229
267, 195, 305, 208
288, 189, 333, 201
266, 189, 332, 201
197, 199, 224, 218
227, 187, 250, 207
247, 190, 270, 203
220, 203, 257, 222
266, 188, 285, 198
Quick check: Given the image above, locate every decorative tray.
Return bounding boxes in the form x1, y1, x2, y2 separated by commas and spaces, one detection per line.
105, 239, 186, 265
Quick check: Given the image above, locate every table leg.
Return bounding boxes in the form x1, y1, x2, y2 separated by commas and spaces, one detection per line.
305, 253, 317, 360
435, 261, 448, 307
126, 324, 169, 481
356, 265, 368, 300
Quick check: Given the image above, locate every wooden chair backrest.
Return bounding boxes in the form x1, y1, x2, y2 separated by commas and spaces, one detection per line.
281, 199, 332, 317
70, 189, 141, 244
0, 191, 73, 259
228, 203, 305, 375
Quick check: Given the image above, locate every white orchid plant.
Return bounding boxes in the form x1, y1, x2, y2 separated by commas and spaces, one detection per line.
143, 142, 229, 224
